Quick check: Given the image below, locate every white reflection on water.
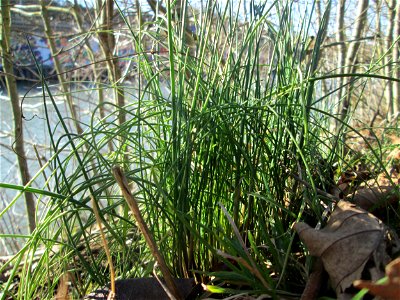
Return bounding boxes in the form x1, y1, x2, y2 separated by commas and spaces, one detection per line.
0, 83, 122, 254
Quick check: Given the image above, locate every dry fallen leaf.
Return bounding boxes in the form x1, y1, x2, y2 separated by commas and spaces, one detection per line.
346, 167, 399, 214
354, 257, 400, 300
348, 185, 397, 211
376, 168, 400, 186
294, 200, 388, 297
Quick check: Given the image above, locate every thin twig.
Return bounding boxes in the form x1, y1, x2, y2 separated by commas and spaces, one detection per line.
112, 166, 182, 300
90, 195, 116, 296
300, 258, 325, 300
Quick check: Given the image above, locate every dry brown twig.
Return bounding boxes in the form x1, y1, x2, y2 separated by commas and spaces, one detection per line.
112, 166, 183, 300
90, 195, 116, 298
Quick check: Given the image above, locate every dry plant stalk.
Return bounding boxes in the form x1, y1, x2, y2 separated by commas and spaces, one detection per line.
90, 195, 116, 297
112, 166, 182, 300
299, 258, 325, 300
54, 273, 70, 300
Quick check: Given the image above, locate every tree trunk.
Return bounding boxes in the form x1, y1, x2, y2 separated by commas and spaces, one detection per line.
335, 0, 346, 110
40, 0, 84, 134
72, 1, 105, 118
339, 0, 369, 122
97, 0, 126, 126
384, 0, 396, 121
392, 0, 400, 115
0, 0, 36, 233
72, 1, 115, 155
147, 0, 195, 52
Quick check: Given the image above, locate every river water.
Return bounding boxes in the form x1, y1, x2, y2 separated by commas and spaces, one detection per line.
0, 81, 170, 255
0, 83, 132, 254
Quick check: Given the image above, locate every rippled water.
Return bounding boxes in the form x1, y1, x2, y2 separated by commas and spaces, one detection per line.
0, 83, 117, 254
0, 80, 169, 254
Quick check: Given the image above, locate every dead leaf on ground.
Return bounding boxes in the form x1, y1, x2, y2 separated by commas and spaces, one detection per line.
376, 168, 400, 186
348, 185, 398, 211
386, 137, 400, 165
344, 167, 399, 212
294, 200, 389, 298
354, 257, 400, 300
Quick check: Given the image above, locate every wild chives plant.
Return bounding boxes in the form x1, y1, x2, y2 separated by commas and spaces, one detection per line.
0, 1, 393, 299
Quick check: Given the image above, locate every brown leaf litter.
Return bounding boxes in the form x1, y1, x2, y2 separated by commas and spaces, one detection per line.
354, 257, 400, 300
294, 200, 400, 299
